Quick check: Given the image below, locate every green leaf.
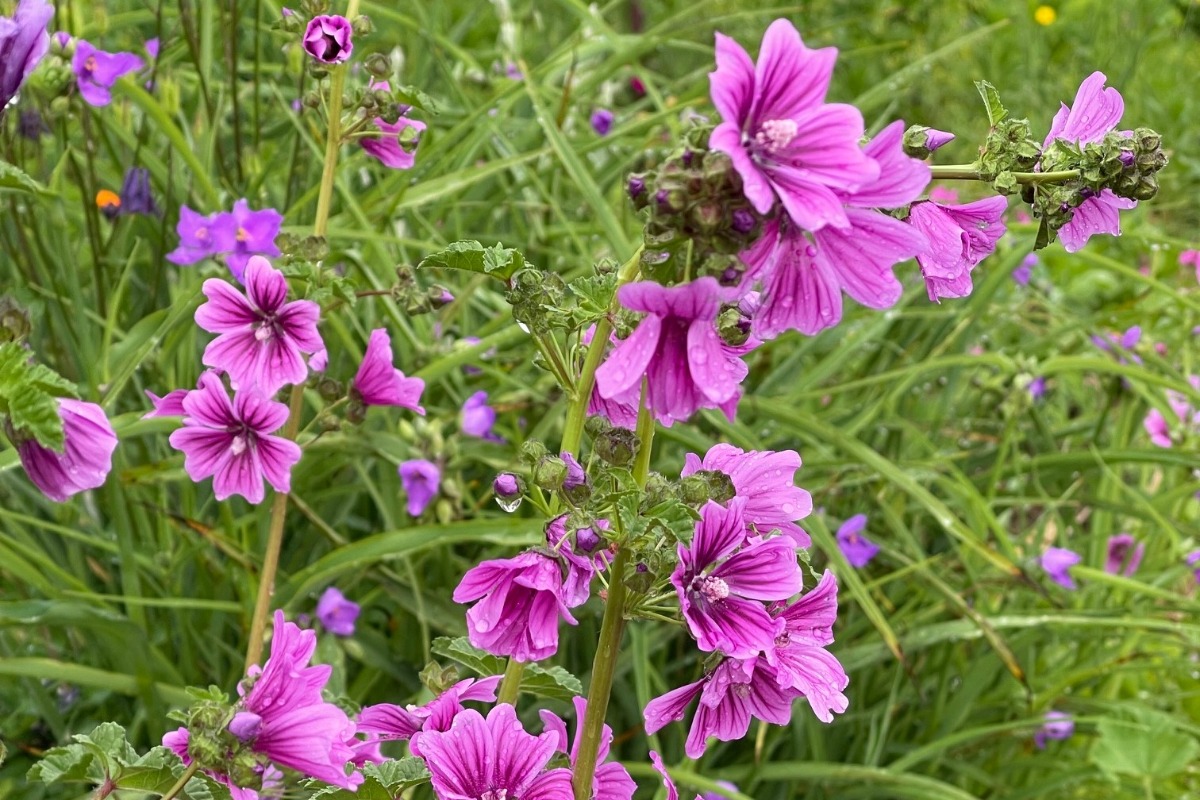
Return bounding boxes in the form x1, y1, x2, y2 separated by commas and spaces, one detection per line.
522, 664, 582, 701
0, 342, 78, 450
431, 636, 506, 676
1090, 715, 1200, 779
27, 743, 96, 785
570, 273, 617, 316
417, 240, 525, 282
0, 159, 52, 196
392, 84, 439, 114
309, 758, 430, 800
975, 80, 1008, 126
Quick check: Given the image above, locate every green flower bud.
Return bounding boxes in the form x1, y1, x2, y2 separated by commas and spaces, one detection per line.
352, 14, 374, 36
316, 377, 343, 401
717, 306, 750, 347
594, 426, 639, 467
1131, 175, 1159, 201
532, 454, 568, 491
519, 440, 549, 465
419, 660, 460, 695
584, 414, 612, 438
1134, 127, 1162, 152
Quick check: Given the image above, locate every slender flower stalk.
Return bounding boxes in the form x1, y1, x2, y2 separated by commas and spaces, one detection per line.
157, 762, 200, 800
928, 164, 1081, 183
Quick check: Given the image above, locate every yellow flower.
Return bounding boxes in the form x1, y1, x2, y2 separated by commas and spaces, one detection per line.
1034, 5, 1057, 25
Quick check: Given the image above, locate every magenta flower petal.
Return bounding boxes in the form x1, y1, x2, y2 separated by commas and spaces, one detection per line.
15, 398, 118, 502
302, 14, 353, 64
167, 207, 236, 265
1041, 547, 1082, 590
1057, 190, 1137, 253
352, 328, 425, 412
909, 197, 1009, 302
316, 587, 360, 636
1104, 533, 1145, 577
847, 120, 931, 209
749, 19, 837, 121
835, 514, 880, 568
1034, 711, 1075, 749
1043, 72, 1124, 148
1143, 408, 1173, 448
361, 116, 426, 170
0, 0, 53, 110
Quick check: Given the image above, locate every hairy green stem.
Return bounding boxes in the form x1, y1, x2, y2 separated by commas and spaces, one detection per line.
929, 164, 1081, 183
159, 762, 200, 800
313, 66, 346, 238
496, 656, 525, 705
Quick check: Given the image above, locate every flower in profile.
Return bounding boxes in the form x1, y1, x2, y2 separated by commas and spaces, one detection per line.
1012, 253, 1037, 285
302, 15, 353, 64
167, 206, 236, 266
1034, 711, 1074, 749
835, 514, 879, 568
767, 570, 849, 723
418, 704, 572, 800
453, 551, 577, 662
224, 199, 283, 282
708, 18, 877, 230
194, 256, 324, 396
595, 278, 747, 427
399, 459, 440, 516
681, 444, 813, 546
351, 329, 425, 413
72, 40, 143, 107
1041, 546, 1081, 590
539, 696, 636, 800
908, 196, 1009, 302
0, 0, 53, 111
118, 167, 160, 216
590, 108, 614, 136
12, 399, 118, 503
316, 587, 360, 636
358, 675, 501, 746
1104, 533, 1144, 577
461, 390, 502, 441
168, 372, 301, 504
671, 499, 801, 658
361, 115, 425, 170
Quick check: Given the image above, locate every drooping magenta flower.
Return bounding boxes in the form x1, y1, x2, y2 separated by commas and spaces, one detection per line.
1034, 711, 1075, 749
766, 570, 849, 722
302, 15, 353, 64
168, 372, 301, 504
1042, 73, 1137, 252
1104, 534, 1145, 577
708, 18, 878, 231
361, 116, 426, 170
681, 444, 813, 547
72, 40, 143, 107
461, 390, 502, 441
399, 459, 440, 516
648, 752, 681, 800
582, 324, 639, 428
545, 514, 606, 608
644, 655, 800, 759
835, 514, 879, 568
351, 329, 425, 413
453, 551, 577, 662
539, 696, 636, 800
671, 499, 802, 658
590, 108, 614, 136
595, 278, 747, 427
195, 256, 324, 396
167, 206, 236, 266
225, 199, 283, 282
12, 398, 118, 502
316, 587, 360, 636
0, 0, 52, 110
418, 704, 573, 800
1041, 547, 1082, 590
908, 196, 1009, 302
358, 675, 501, 748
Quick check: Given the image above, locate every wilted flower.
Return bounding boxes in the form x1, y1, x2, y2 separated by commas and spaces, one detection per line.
351, 329, 425, 413
12, 398, 118, 503
835, 514, 879, 568
316, 587, 360, 636
302, 15, 353, 64
1034, 711, 1074, 749
1104, 533, 1144, 577
72, 40, 143, 107
909, 197, 1009, 302
0, 0, 53, 111
361, 111, 425, 170
398, 459, 440, 516
1041, 546, 1081, 590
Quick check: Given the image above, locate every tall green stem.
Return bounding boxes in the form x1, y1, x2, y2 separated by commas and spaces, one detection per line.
159, 762, 200, 800
495, 657, 525, 706
928, 164, 1081, 183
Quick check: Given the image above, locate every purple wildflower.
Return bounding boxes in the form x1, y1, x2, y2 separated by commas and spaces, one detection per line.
358, 675, 501, 750
546, 514, 606, 607
1041, 547, 1082, 590
835, 514, 879, 568
453, 551, 578, 662
908, 197, 1009, 302
1186, 550, 1200, 583
1104, 533, 1144, 577
671, 499, 801, 658
539, 696, 636, 800
194, 256, 324, 396
648, 752, 682, 800
1181, 249, 1200, 283
168, 372, 301, 504
708, 19, 878, 230
398, 459, 440, 516
118, 167, 159, 216
418, 704, 573, 800
766, 570, 849, 722
361, 115, 426, 170
316, 587, 361, 636
681, 443, 813, 547
12, 399, 118, 502
163, 729, 283, 800
1034, 711, 1075, 749
302, 15, 353, 64
0, 0, 53, 110
594, 278, 747, 426
224, 199, 283, 282
461, 390, 502, 441
590, 108, 614, 136
1013, 253, 1037, 285
1144, 408, 1173, 447
561, 451, 588, 491
72, 40, 143, 107
923, 128, 955, 151
166, 206, 236, 266
351, 328, 425, 413
1028, 376, 1047, 401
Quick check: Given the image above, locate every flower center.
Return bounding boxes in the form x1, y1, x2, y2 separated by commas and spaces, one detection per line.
480, 790, 509, 800
755, 119, 799, 153
196, 227, 210, 243
84, 55, 96, 75
236, 226, 248, 243
254, 324, 274, 342
692, 574, 730, 603
230, 434, 248, 456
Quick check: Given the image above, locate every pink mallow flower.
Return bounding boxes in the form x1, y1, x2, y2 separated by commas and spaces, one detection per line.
766, 570, 849, 722
1104, 533, 1145, 577
594, 278, 747, 427
681, 443, 813, 547
72, 40, 142, 107
708, 18, 878, 231
194, 256, 324, 396
418, 704, 572, 800
672, 499, 802, 658
361, 115, 426, 170
352, 328, 425, 412
1041, 547, 1082, 590
539, 697, 636, 800
316, 587, 360, 636
908, 196, 1008, 302
1042, 72, 1137, 252
302, 14, 353, 64
13, 398, 118, 502
399, 459, 440, 516
358, 675, 501, 747
835, 514, 879, 568
1034, 711, 1075, 749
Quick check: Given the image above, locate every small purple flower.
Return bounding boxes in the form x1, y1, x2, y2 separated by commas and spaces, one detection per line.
461, 390, 502, 441
1034, 711, 1074, 749
590, 108, 614, 136
538, 697, 636, 800
361, 115, 426, 170
72, 40, 143, 107
1028, 376, 1047, 401
316, 587, 360, 636
835, 514, 879, 568
1144, 408, 1173, 448
545, 515, 607, 608
144, 37, 159, 60
923, 128, 955, 151
224, 199, 283, 282
1186, 550, 1200, 583
418, 704, 572, 800
352, 328, 425, 413
0, 0, 53, 110
1013, 253, 1037, 285
168, 371, 301, 504
908, 197, 1009, 302
194, 256, 325, 396
1041, 546, 1082, 590
398, 459, 440, 516
302, 14, 353, 64
1104, 533, 1145, 577
166, 206, 236, 266
13, 398, 118, 503
116, 167, 159, 216
561, 451, 587, 491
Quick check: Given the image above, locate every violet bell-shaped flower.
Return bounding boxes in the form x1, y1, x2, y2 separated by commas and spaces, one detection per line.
12, 398, 118, 502
316, 587, 360, 636
72, 40, 143, 107
460, 390, 502, 441
0, 0, 53, 111
1041, 546, 1082, 589
835, 514, 880, 568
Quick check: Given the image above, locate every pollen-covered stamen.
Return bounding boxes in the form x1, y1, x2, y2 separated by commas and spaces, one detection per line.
254, 324, 274, 342
229, 434, 249, 456
692, 573, 731, 603
84, 55, 96, 75
754, 119, 799, 154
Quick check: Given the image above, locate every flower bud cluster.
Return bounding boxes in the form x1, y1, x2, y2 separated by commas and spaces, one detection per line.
505, 268, 569, 335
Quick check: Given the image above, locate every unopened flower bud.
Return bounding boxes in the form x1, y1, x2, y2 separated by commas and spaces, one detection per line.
428, 286, 455, 308
351, 14, 374, 36
717, 306, 751, 347
228, 711, 263, 743
691, 203, 723, 233
730, 208, 755, 234
594, 426, 639, 467
628, 175, 646, 201
519, 440, 549, 465
493, 472, 523, 498
575, 525, 601, 553
561, 452, 591, 502
532, 454, 568, 490
1132, 175, 1159, 201
584, 414, 612, 438
680, 469, 736, 506
1134, 127, 1161, 152
317, 377, 343, 402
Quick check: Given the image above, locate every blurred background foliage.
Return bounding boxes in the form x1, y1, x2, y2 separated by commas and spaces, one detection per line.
1, 0, 1199, 798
